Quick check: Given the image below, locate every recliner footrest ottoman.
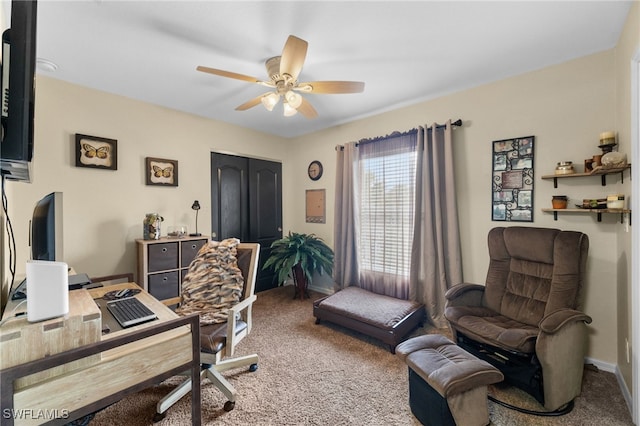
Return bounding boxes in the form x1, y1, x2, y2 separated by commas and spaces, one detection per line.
396, 334, 504, 426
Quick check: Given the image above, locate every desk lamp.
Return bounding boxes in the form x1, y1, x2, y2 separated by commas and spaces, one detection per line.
189, 200, 202, 236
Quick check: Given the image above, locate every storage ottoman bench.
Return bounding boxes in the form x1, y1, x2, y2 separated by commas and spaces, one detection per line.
313, 286, 424, 353
396, 334, 504, 426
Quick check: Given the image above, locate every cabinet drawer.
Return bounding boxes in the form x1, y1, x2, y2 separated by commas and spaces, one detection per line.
181, 239, 207, 267
148, 242, 179, 272
148, 271, 180, 300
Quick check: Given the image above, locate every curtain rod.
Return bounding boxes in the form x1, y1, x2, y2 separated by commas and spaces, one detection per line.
335, 119, 463, 150
434, 118, 463, 130
422, 118, 462, 129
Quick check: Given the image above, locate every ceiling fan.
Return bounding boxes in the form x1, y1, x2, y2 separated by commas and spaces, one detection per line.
197, 35, 365, 118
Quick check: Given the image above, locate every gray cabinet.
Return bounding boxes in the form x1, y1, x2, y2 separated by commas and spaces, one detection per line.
136, 236, 208, 302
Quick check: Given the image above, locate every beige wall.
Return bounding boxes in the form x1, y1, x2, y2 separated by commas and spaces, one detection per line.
289, 50, 625, 366
2, 8, 637, 390
3, 77, 291, 291
614, 0, 640, 396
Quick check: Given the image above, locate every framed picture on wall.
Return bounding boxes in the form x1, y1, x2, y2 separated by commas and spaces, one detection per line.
491, 136, 535, 222
75, 134, 118, 170
146, 157, 178, 186
305, 189, 326, 223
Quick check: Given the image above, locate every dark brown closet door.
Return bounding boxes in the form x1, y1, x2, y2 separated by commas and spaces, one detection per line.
211, 152, 282, 292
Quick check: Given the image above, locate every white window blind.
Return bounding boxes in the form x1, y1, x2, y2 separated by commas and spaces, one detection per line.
357, 137, 417, 279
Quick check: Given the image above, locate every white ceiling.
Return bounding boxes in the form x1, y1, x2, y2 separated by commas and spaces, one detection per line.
22, 1, 635, 138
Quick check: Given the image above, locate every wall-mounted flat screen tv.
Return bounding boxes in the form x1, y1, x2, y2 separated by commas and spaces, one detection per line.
0, 0, 37, 182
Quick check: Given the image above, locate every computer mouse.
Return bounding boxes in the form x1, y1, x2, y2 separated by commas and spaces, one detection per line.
12, 291, 26, 300
115, 289, 132, 298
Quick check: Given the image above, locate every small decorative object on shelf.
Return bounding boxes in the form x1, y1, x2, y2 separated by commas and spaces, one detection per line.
607, 194, 625, 210
551, 196, 568, 209
592, 154, 602, 168
167, 226, 188, 238
143, 213, 164, 240
555, 161, 574, 175
601, 152, 627, 168
581, 198, 607, 209
584, 159, 594, 173
598, 131, 617, 153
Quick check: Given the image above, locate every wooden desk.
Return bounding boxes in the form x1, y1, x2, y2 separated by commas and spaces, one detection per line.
0, 283, 201, 426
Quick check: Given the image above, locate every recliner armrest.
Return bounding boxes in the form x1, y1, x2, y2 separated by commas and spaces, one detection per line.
539, 309, 592, 334
445, 283, 486, 309
445, 283, 486, 300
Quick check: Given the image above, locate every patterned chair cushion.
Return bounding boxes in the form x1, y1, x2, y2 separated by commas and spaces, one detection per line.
175, 238, 244, 325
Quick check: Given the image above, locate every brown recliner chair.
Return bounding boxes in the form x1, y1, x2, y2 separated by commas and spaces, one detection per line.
444, 226, 591, 413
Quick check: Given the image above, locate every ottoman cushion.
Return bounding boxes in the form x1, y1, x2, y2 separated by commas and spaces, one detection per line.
396, 334, 504, 426
397, 334, 504, 397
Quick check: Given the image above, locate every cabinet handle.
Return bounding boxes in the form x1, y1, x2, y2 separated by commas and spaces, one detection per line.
163, 276, 168, 281
162, 248, 167, 253
191, 244, 197, 249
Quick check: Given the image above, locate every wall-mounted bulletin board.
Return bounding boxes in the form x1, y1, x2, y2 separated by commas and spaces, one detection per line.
491, 136, 535, 222
306, 189, 326, 223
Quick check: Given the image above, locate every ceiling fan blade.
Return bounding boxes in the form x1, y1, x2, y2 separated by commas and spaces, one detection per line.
296, 97, 318, 119
235, 94, 265, 111
280, 35, 308, 80
297, 81, 365, 94
197, 66, 270, 85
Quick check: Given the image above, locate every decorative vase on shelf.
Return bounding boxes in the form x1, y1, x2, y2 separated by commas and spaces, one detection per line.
551, 196, 568, 209
143, 213, 164, 240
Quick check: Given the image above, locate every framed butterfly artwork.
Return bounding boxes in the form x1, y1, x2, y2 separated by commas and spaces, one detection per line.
145, 157, 178, 187
75, 134, 118, 170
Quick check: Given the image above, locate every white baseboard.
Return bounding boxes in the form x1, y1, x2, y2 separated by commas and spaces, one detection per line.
585, 357, 632, 415
307, 283, 333, 295
585, 356, 617, 373
614, 365, 633, 415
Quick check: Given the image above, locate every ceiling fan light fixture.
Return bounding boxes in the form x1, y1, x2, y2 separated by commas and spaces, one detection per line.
261, 92, 280, 111
283, 101, 298, 117
284, 90, 302, 109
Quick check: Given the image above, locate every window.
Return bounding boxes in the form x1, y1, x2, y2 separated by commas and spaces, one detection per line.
357, 132, 417, 280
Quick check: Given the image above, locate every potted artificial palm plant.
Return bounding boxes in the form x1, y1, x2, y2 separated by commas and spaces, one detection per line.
263, 232, 334, 300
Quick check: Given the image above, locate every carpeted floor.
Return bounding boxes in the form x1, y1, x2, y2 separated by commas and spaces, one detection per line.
89, 286, 633, 426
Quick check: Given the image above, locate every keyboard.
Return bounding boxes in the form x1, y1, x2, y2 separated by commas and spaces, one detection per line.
106, 296, 157, 328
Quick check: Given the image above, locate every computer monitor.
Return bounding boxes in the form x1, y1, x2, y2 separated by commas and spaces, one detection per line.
30, 191, 63, 261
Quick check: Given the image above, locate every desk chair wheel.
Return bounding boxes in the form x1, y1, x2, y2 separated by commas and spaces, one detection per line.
224, 400, 235, 411
152, 412, 166, 422
249, 363, 258, 372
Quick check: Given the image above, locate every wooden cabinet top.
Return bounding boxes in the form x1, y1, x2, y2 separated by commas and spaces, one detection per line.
136, 236, 208, 245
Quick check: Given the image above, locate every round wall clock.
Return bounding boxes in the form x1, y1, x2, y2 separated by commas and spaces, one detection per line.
308, 160, 323, 181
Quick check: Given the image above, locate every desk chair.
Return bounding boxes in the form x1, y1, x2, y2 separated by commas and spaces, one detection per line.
154, 240, 259, 421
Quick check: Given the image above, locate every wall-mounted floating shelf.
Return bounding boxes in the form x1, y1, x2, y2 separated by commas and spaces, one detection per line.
541, 208, 631, 225
541, 164, 631, 188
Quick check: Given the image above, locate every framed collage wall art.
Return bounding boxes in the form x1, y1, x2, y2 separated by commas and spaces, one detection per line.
491, 136, 535, 222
